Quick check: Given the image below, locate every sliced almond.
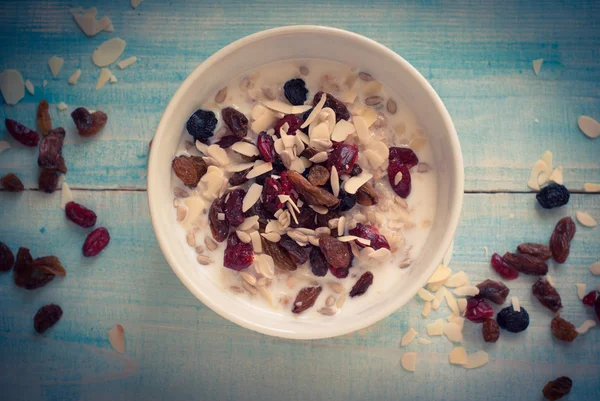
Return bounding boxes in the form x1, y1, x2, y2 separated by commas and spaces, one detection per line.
527, 159, 548, 191
353, 115, 371, 144
301, 93, 327, 129
250, 231, 262, 253
426, 319, 444, 336
257, 254, 275, 279
464, 351, 489, 369
361, 108, 378, 127
238, 216, 259, 231
589, 260, 600, 275
449, 346, 468, 365
108, 324, 125, 354
291, 105, 312, 114
457, 298, 467, 313
577, 115, 600, 139
262, 100, 294, 114
538, 151, 553, 185
422, 301, 432, 317
584, 183, 600, 192
251, 108, 278, 133
453, 286, 480, 297
330, 166, 340, 198
309, 151, 329, 163
246, 161, 273, 179
330, 119, 356, 142
206, 144, 230, 166
576, 211, 597, 227
364, 149, 385, 169
428, 265, 451, 284
400, 328, 418, 346
236, 230, 252, 244
576, 320, 597, 334
261, 232, 281, 242
310, 205, 329, 215
401, 352, 416, 372
417, 288, 434, 302
344, 172, 373, 195
226, 162, 255, 173
548, 166, 563, 184
444, 291, 460, 316
445, 271, 469, 288
443, 322, 463, 343
242, 183, 263, 212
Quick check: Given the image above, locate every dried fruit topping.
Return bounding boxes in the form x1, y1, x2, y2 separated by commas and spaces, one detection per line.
0, 241, 15, 272
328, 143, 358, 174
82, 227, 110, 257
542, 376, 572, 401
172, 155, 208, 188
536, 183, 570, 209
337, 187, 357, 212
582, 290, 597, 306
287, 170, 340, 208
221, 107, 248, 138
476, 279, 509, 304
329, 265, 350, 279
350, 164, 363, 176
262, 238, 297, 271
465, 298, 495, 323
319, 236, 351, 268
307, 165, 330, 186
71, 107, 108, 137
209, 195, 229, 242
13, 247, 54, 289
309, 246, 329, 276
356, 182, 379, 206
1, 173, 24, 192
256, 132, 276, 162
503, 252, 548, 275
313, 91, 350, 122
550, 316, 578, 342
33, 256, 66, 277
65, 201, 97, 228
315, 208, 341, 230
261, 177, 285, 215
38, 169, 59, 193
300, 146, 319, 160
532, 278, 562, 312
37, 100, 52, 134
490, 253, 519, 280
482, 318, 500, 343
284, 78, 309, 106
549, 217, 576, 264
387, 162, 411, 198
38, 128, 67, 173
224, 188, 246, 227
279, 236, 308, 265
595, 295, 600, 322
5, 118, 40, 146
292, 286, 322, 314
274, 114, 303, 136
34, 304, 63, 334
349, 223, 390, 250
186, 108, 217, 143
215, 135, 242, 148
388, 147, 419, 169
291, 206, 317, 230
229, 168, 251, 186
223, 233, 254, 271
517, 242, 552, 260
497, 305, 529, 333
349, 271, 374, 297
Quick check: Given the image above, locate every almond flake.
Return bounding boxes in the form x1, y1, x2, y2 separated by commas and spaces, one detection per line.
0, 69, 25, 105
263, 100, 293, 114
584, 183, 600, 192
309, 151, 329, 163
261, 232, 281, 242
256, 254, 275, 278
575, 283, 586, 300
368, 140, 390, 160
449, 347, 468, 365
68, 69, 82, 85
545, 274, 554, 286
71, 7, 113, 37
233, 230, 250, 244
532, 58, 543, 75
364, 149, 385, 169
330, 166, 340, 197
417, 288, 434, 302
548, 166, 563, 184
310, 121, 330, 141
286, 202, 299, 225
361, 108, 378, 128
401, 328, 418, 346
392, 170, 404, 186
337, 88, 357, 104
576, 320, 597, 334
538, 151, 553, 185
448, 315, 465, 331
362, 80, 383, 96
0, 141, 11, 154
231, 141, 259, 157
57, 102, 68, 111
226, 162, 255, 173
24, 79, 34, 95
369, 248, 391, 261
343, 172, 373, 195
457, 298, 467, 313
578, 115, 600, 139
527, 159, 548, 191
401, 352, 416, 372
337, 216, 345, 236
310, 205, 329, 215
428, 265, 451, 284
250, 231, 262, 253
432, 287, 446, 310
426, 319, 444, 336
296, 130, 311, 145
108, 324, 125, 354
301, 93, 327, 129
238, 216, 259, 231
576, 211, 597, 227
337, 235, 359, 243
291, 105, 312, 114
511, 296, 521, 312
251, 107, 278, 133
444, 291, 460, 316
353, 115, 371, 144
92, 38, 126, 67
59, 181, 73, 209
443, 322, 463, 342
48, 56, 64, 77
246, 161, 272, 179
464, 351, 489, 369
445, 271, 469, 288
217, 213, 225, 221
330, 119, 356, 142
118, 56, 137, 69
131, 0, 144, 9
453, 286, 480, 297
96, 68, 112, 90
590, 261, 600, 275
422, 301, 432, 317
241, 183, 262, 212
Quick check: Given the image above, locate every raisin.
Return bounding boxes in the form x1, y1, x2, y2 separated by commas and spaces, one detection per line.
319, 236, 351, 268
38, 169, 59, 193
292, 286, 322, 313
221, 107, 248, 138
186, 108, 217, 143
490, 253, 519, 280
313, 91, 350, 122
33, 256, 66, 277
284, 78, 309, 106
5, 118, 40, 146
551, 316, 578, 342
215, 135, 242, 148
329, 265, 350, 278
209, 195, 229, 242
542, 376, 572, 401
274, 114, 304, 136
224, 188, 246, 227
65, 201, 97, 228
388, 147, 419, 169
290, 206, 317, 230
223, 233, 254, 271
173, 155, 208, 188
387, 162, 411, 198
262, 238, 297, 271
350, 271, 374, 297
38, 127, 67, 173
71, 108, 108, 137
356, 182, 379, 206
37, 99, 53, 134
350, 164, 363, 176
13, 247, 55, 290
316, 208, 340, 230
300, 146, 319, 160
517, 242, 552, 260
595, 295, 600, 322
465, 298, 494, 323
476, 279, 509, 304
482, 318, 500, 343
229, 168, 250, 186
503, 252, 548, 275
1, 173, 24, 192
582, 290, 597, 306
337, 187, 357, 212
256, 132, 276, 162
279, 236, 308, 265
549, 217, 576, 264
34, 304, 63, 334
309, 246, 329, 276
82, 227, 110, 257
328, 143, 359, 174
532, 278, 562, 312
287, 170, 340, 208
497, 305, 529, 333
307, 165, 330, 186
0, 241, 15, 272
536, 183, 570, 209
349, 223, 390, 250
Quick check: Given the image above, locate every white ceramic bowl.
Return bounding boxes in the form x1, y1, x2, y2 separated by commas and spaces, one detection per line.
148, 26, 464, 339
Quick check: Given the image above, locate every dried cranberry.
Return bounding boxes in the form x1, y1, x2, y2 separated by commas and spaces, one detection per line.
350, 271, 374, 297
215, 135, 242, 148
38, 128, 67, 173
329, 265, 350, 278
388, 147, 419, 169
274, 114, 303, 136
221, 107, 248, 138
256, 132, 276, 162
536, 183, 570, 209
313, 91, 350, 122
490, 253, 519, 280
387, 162, 411, 198
65, 202, 97, 228
82, 227, 110, 257
1, 173, 24, 192
550, 316, 578, 342
503, 252, 548, 275
349, 223, 390, 250
309, 246, 329, 276
284, 78, 308, 106
549, 217, 576, 264
292, 286, 322, 313
542, 376, 572, 401
261, 177, 284, 215
532, 278, 562, 312
209, 195, 229, 242
582, 291, 597, 306
38, 169, 59, 193
482, 318, 500, 343
0, 241, 15, 272
186, 108, 217, 143
5, 118, 40, 146
224, 189, 246, 227
280, 236, 308, 265
223, 233, 254, 271
476, 279, 509, 304
71, 108, 108, 137
328, 143, 359, 174
34, 304, 63, 334
465, 298, 494, 323
497, 305, 529, 333
319, 236, 351, 268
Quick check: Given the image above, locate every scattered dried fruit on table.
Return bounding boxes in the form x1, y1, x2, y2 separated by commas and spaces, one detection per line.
349, 271, 374, 297
387, 162, 411, 198
38, 169, 59, 193
287, 170, 340, 208
209, 195, 229, 242
349, 223, 390, 250
517, 242, 552, 260
550, 316, 578, 342
38, 127, 67, 173
497, 305, 529, 333
309, 246, 329, 276
32, 256, 66, 277
490, 253, 519, 280
532, 278, 562, 312
221, 107, 248, 138
482, 318, 500, 343
1, 173, 24, 192
13, 247, 55, 289
312, 91, 350, 122
292, 286, 322, 313
65, 201, 97, 228
503, 252, 548, 275
328, 143, 359, 174
536, 183, 570, 209
388, 147, 419, 169
71, 107, 108, 137
465, 297, 494, 323
307, 165, 330, 186
5, 118, 40, 146
224, 188, 246, 227
262, 238, 297, 271
582, 290, 597, 306
284, 78, 308, 106
356, 182, 379, 206
82, 227, 111, 257
0, 241, 15, 272
36, 99, 52, 134
186, 108, 217, 143
319, 236, 351, 268
34, 304, 63, 334
549, 217, 576, 264
476, 279, 509, 304
279, 236, 308, 265
542, 376, 572, 401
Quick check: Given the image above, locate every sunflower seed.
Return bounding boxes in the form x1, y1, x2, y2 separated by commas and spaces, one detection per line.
215, 87, 228, 103
299, 66, 309, 76
358, 72, 373, 81
186, 231, 196, 247
242, 281, 257, 295
174, 187, 190, 198
195, 245, 205, 254
250, 231, 262, 253
196, 255, 212, 265
326, 296, 335, 307
240, 271, 257, 286
365, 96, 384, 106
337, 216, 346, 236
329, 282, 344, 294
176, 204, 188, 221
386, 98, 397, 114
318, 307, 336, 316
205, 237, 217, 251
230, 285, 244, 294
315, 227, 331, 237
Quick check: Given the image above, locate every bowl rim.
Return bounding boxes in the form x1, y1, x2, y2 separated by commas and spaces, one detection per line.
148, 25, 464, 339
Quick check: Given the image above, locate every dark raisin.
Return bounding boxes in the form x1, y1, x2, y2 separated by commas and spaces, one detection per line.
465, 298, 494, 323
307, 165, 330, 186
65, 201, 97, 228
274, 114, 303, 136
338, 187, 357, 212
256, 132, 276, 162
172, 155, 208, 188
482, 318, 500, 343
312, 91, 349, 122
497, 305, 529, 333
0, 241, 15, 272
319, 236, 351, 268
349, 164, 363, 176
34, 304, 63, 334
349, 271, 374, 297
300, 146, 319, 160
37, 99, 52, 134
542, 376, 572, 401
13, 247, 55, 290
388, 147, 419, 169
287, 170, 339, 208
38, 127, 67, 173
532, 278, 562, 312
215, 135, 241, 148
292, 286, 322, 313
224, 188, 245, 227
186, 108, 217, 143
262, 238, 297, 271
290, 206, 317, 230
33, 256, 66, 277
551, 316, 578, 342
309, 246, 329, 276
356, 182, 379, 206
348, 223, 390, 250
221, 107, 248, 138
387, 162, 411, 198
490, 253, 519, 280
5, 118, 40, 146
517, 242, 552, 260
316, 209, 340, 230
228, 169, 250, 186
536, 183, 570, 209
1, 173, 24, 192
549, 217, 576, 264
83, 227, 110, 257
283, 78, 308, 106
328, 143, 359, 175
223, 233, 254, 271
503, 252, 548, 275
209, 195, 229, 242
279, 236, 308, 265
71, 108, 108, 137
38, 169, 59, 193
476, 279, 509, 304
582, 290, 597, 306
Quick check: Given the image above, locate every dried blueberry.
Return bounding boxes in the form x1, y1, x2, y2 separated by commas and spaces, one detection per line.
283, 78, 308, 106
497, 305, 529, 333
309, 246, 329, 276
536, 183, 570, 209
338, 187, 357, 212
186, 109, 217, 143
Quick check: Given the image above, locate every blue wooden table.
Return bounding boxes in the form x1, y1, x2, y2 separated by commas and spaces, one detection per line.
1, 1, 599, 400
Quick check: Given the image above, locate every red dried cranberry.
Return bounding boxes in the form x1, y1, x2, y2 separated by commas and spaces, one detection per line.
274, 114, 303, 136
328, 143, 359, 174
309, 246, 329, 276
329, 265, 349, 278
82, 227, 110, 257
224, 188, 246, 227
387, 162, 411, 198
388, 147, 419, 169
256, 132, 276, 162
223, 233, 254, 271
65, 202, 97, 228
465, 297, 494, 323
261, 177, 284, 215
350, 271, 374, 297
490, 253, 519, 280
279, 171, 295, 199
582, 291, 597, 306
5, 118, 40, 146
348, 223, 390, 250
215, 135, 241, 148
